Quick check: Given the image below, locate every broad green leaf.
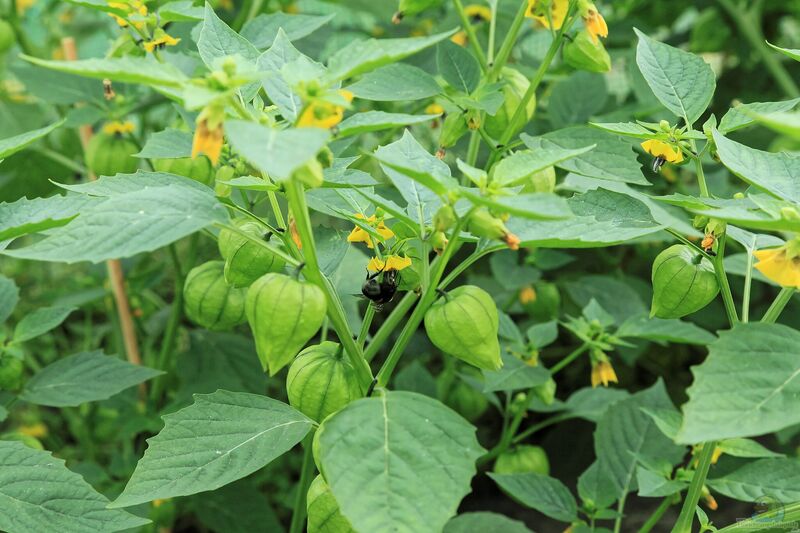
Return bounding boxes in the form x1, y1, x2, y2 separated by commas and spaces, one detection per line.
13, 64, 101, 105
158, 1, 204, 22
718, 99, 800, 133
21, 55, 188, 87
768, 42, 800, 62
708, 458, 800, 503
257, 30, 305, 121
523, 127, 649, 185
198, 4, 259, 68
346, 63, 442, 101
316, 391, 483, 533
642, 407, 681, 441
590, 121, 654, 138
444, 512, 532, 533
0, 275, 19, 324
634, 28, 715, 124
12, 306, 75, 344
306, 187, 374, 220
336, 111, 438, 138
136, 129, 193, 159
746, 110, 800, 138
718, 438, 784, 459
488, 472, 578, 522
3, 173, 227, 263
549, 72, 608, 129
577, 461, 618, 509
111, 390, 313, 507
491, 145, 595, 187
508, 188, 663, 248
0, 194, 91, 243
374, 130, 454, 223
225, 120, 330, 181
0, 441, 149, 533
325, 31, 455, 81
437, 41, 481, 94
482, 352, 550, 392
616, 314, 716, 345
683, 194, 800, 234
678, 323, 800, 443
713, 129, 800, 203
0, 120, 64, 159
530, 387, 630, 423
460, 189, 572, 221
595, 380, 685, 500
242, 12, 334, 48
566, 274, 648, 323
636, 467, 686, 497
190, 479, 284, 533
20, 351, 162, 407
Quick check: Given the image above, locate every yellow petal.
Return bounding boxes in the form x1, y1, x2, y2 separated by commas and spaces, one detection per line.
641, 139, 683, 163
384, 254, 412, 271
464, 4, 491, 21
347, 227, 374, 248
191, 120, 223, 166
584, 8, 608, 43
754, 248, 800, 288
376, 222, 395, 240
367, 257, 385, 272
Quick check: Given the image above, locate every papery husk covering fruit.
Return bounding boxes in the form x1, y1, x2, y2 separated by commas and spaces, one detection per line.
306, 475, 356, 533
217, 220, 285, 288
85, 133, 139, 177
183, 261, 247, 331
651, 244, 719, 318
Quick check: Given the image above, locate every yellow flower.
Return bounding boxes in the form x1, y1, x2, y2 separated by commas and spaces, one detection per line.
641, 139, 684, 164
143, 30, 180, 53
297, 90, 353, 129
347, 214, 394, 249
107, 0, 147, 28
582, 4, 608, 43
367, 254, 412, 272
711, 446, 723, 464
19, 423, 48, 438
519, 285, 537, 305
450, 31, 468, 46
192, 119, 224, 166
102, 120, 135, 135
526, 0, 569, 30
754, 244, 800, 288
289, 216, 302, 249
425, 103, 444, 115
465, 4, 491, 22
591, 360, 618, 388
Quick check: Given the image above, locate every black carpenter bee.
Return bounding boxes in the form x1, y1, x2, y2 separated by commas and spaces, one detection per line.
651, 155, 666, 173
361, 268, 400, 309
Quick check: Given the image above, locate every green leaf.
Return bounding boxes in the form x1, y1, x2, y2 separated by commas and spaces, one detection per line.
64, 0, 128, 15
634, 28, 715, 124
346, 63, 442, 101
616, 314, 717, 345
0, 195, 92, 242
531, 387, 629, 423
549, 72, 608, 129
768, 42, 800, 62
20, 351, 162, 407
0, 275, 19, 324
713, 129, 800, 203
111, 390, 313, 508
590, 121, 654, 138
225, 121, 330, 181
241, 12, 334, 48
708, 458, 800, 503
0, 441, 150, 533
198, 3, 259, 68
190, 479, 284, 533
635, 467, 686, 497
461, 189, 572, 221
745, 110, 800, 139
595, 380, 686, 500
316, 391, 483, 533
0, 120, 64, 159
488, 472, 578, 522
3, 172, 227, 263
444, 512, 532, 533
12, 306, 75, 343
523, 127, 649, 185
718, 438, 784, 459
482, 352, 550, 392
437, 41, 481, 94
257, 30, 305, 121
21, 55, 188, 87
718, 98, 800, 133
325, 31, 455, 81
491, 145, 595, 188
578, 461, 618, 509
336, 111, 439, 138
678, 323, 800, 444
136, 129, 193, 159
158, 1, 204, 22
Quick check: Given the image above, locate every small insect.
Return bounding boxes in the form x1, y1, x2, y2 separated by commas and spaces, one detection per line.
701, 232, 717, 256
361, 268, 400, 309
651, 156, 666, 173
102, 78, 115, 101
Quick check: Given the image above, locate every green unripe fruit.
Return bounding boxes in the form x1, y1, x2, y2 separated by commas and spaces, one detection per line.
153, 156, 214, 186
532, 377, 557, 406
0, 356, 24, 391
286, 342, 363, 422
433, 204, 457, 233
438, 111, 468, 149
0, 20, 16, 54
85, 133, 139, 177
522, 282, 561, 321
306, 475, 356, 533
218, 220, 285, 288
246, 273, 327, 375
424, 285, 502, 370
521, 166, 556, 193
484, 67, 536, 140
438, 375, 488, 422
430, 230, 449, 254
467, 208, 508, 241
183, 261, 247, 331
493, 445, 550, 475
294, 158, 324, 188
651, 245, 719, 319
563, 30, 611, 73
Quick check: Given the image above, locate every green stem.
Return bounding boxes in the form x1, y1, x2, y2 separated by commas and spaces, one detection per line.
487, 3, 497, 64
284, 180, 374, 389
488, 0, 529, 79
713, 233, 740, 325
614, 493, 628, 533
511, 413, 567, 444
691, 143, 710, 198
363, 291, 418, 362
357, 304, 376, 350
670, 441, 717, 533
742, 249, 754, 322
31, 147, 87, 174
289, 434, 316, 533
549, 342, 590, 374
466, 129, 481, 169
149, 244, 186, 403
477, 385, 534, 466
452, 0, 488, 71
761, 287, 796, 323
440, 244, 504, 289
638, 496, 675, 533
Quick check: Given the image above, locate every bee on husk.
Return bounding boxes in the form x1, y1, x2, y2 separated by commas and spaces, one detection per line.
361, 268, 400, 310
